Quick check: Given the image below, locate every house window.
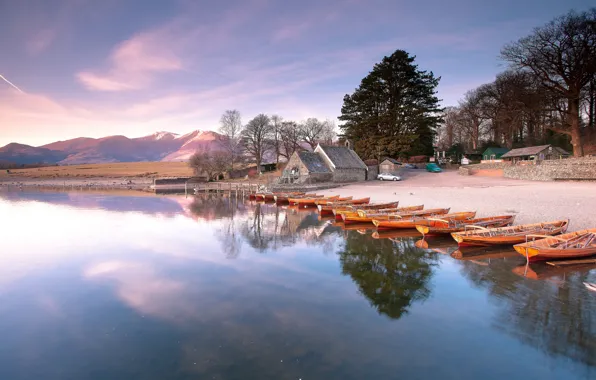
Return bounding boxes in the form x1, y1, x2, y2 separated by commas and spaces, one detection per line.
491, 154, 496, 160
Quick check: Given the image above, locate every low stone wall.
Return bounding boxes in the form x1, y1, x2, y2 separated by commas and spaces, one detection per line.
154, 176, 206, 185
270, 182, 341, 192
503, 157, 596, 181
332, 168, 366, 182
366, 165, 379, 181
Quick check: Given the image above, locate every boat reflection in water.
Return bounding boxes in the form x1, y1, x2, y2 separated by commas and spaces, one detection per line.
0, 190, 595, 379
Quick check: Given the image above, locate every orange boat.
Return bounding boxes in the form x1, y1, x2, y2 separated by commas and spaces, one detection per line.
342, 205, 426, 224
289, 195, 340, 206
513, 228, 596, 262
415, 214, 515, 236
332, 201, 399, 221
451, 220, 569, 247
314, 196, 353, 206
272, 192, 314, 203
317, 197, 371, 216
372, 208, 451, 230
265, 192, 305, 201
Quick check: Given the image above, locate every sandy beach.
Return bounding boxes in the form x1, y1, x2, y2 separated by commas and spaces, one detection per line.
319, 170, 596, 231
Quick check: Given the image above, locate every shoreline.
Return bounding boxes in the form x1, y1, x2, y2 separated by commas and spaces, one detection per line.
2, 171, 595, 231
0, 176, 153, 190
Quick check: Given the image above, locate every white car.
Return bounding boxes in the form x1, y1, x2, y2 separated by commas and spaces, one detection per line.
377, 173, 401, 181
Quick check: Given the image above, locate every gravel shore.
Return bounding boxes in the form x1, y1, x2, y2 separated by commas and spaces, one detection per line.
0, 177, 153, 190
319, 170, 596, 231
2, 170, 595, 231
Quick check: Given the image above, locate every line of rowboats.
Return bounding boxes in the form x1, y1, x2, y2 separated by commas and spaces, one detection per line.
249, 191, 596, 263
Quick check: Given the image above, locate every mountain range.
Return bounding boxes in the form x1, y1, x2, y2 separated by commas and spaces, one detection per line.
0, 130, 225, 165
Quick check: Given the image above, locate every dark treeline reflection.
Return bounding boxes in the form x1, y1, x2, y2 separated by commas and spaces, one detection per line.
190, 196, 343, 258
459, 260, 596, 367
338, 232, 440, 319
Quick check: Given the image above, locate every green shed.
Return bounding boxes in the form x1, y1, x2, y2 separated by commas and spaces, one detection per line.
482, 147, 510, 161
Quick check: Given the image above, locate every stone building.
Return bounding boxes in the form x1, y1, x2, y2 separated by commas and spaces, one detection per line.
314, 144, 368, 182
283, 144, 368, 183
284, 151, 333, 183
501, 145, 570, 163
379, 158, 401, 174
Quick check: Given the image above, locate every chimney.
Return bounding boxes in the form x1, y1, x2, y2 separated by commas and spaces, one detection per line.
345, 140, 352, 149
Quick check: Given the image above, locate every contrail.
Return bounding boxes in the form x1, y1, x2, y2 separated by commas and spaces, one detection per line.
0, 74, 24, 93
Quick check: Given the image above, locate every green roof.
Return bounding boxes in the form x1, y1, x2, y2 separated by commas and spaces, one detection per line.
482, 147, 510, 157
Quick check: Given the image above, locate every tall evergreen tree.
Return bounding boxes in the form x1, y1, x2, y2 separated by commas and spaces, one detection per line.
339, 50, 443, 159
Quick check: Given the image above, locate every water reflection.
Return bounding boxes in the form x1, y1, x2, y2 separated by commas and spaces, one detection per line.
338, 231, 439, 319
0, 190, 595, 379
459, 259, 596, 367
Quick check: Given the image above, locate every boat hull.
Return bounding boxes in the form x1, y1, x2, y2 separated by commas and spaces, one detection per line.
416, 215, 514, 236
451, 220, 569, 246
343, 205, 425, 224
513, 228, 596, 261
371, 208, 451, 230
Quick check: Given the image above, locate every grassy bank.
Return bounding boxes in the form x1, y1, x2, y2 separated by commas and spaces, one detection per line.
0, 162, 193, 179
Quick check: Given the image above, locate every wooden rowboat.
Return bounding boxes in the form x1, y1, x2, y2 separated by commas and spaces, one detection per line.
314, 196, 353, 206
415, 214, 514, 236
343, 205, 426, 224
273, 192, 315, 203
450, 220, 569, 246
371, 208, 451, 230
513, 228, 596, 262
317, 198, 371, 216
289, 195, 340, 206
332, 201, 399, 221
265, 192, 305, 201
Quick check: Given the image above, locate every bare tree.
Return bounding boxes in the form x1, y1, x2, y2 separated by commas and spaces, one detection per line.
501, 8, 596, 156
242, 114, 273, 173
301, 118, 336, 149
271, 114, 283, 166
188, 151, 229, 181
219, 109, 243, 169
279, 121, 302, 160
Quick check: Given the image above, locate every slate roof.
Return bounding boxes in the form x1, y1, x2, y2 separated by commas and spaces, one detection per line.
381, 157, 400, 164
501, 145, 570, 158
297, 151, 331, 173
316, 145, 368, 170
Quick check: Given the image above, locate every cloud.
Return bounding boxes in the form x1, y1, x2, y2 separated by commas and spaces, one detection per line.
26, 28, 57, 55
76, 27, 184, 92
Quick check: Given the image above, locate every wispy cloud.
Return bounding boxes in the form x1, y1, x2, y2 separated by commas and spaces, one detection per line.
26, 28, 57, 55
76, 26, 185, 91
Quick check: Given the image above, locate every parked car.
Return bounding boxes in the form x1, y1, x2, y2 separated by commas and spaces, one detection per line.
426, 163, 442, 173
377, 172, 401, 181
403, 163, 417, 169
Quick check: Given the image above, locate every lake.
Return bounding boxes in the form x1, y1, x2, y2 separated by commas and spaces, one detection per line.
0, 189, 594, 380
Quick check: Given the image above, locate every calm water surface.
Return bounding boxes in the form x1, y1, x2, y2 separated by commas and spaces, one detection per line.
0, 189, 594, 380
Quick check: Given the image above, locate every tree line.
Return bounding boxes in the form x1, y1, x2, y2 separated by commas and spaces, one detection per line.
190, 111, 335, 179
436, 8, 596, 157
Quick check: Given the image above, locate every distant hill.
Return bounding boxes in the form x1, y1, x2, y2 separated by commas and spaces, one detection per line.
0, 143, 68, 165
0, 130, 227, 165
